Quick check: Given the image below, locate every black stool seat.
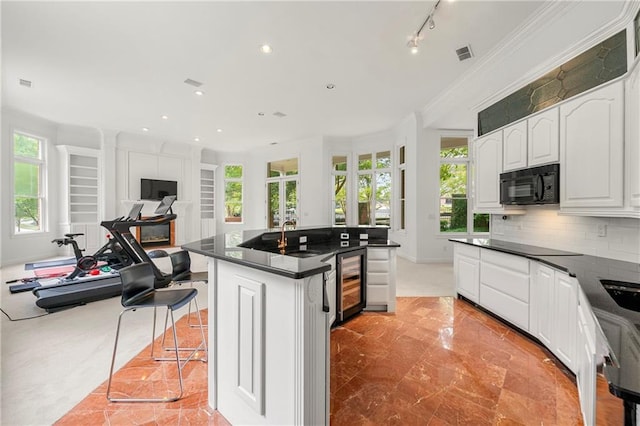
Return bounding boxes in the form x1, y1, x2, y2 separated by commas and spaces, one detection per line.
125, 287, 198, 311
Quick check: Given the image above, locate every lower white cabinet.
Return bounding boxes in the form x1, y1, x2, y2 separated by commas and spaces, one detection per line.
366, 247, 397, 312
576, 289, 597, 426
325, 257, 337, 327
531, 263, 578, 372
454, 244, 480, 303
479, 250, 530, 331
554, 272, 578, 371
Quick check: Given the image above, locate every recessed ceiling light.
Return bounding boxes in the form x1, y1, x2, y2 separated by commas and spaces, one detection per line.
216, 128, 223, 133
194, 137, 200, 142
260, 44, 273, 54
326, 83, 336, 90
161, 115, 169, 120
142, 127, 149, 132
195, 90, 204, 96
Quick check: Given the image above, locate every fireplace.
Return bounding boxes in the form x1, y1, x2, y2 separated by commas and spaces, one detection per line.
136, 220, 175, 248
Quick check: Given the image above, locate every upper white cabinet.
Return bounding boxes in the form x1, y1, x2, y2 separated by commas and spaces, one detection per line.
560, 81, 624, 210
503, 121, 528, 171
626, 60, 640, 212
528, 107, 559, 167
474, 132, 503, 210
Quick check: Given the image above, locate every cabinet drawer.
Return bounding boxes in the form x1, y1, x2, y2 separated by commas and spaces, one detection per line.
480, 261, 530, 302
367, 260, 389, 273
481, 250, 529, 274
367, 285, 388, 304
480, 284, 529, 331
455, 244, 480, 260
367, 272, 389, 285
367, 249, 389, 261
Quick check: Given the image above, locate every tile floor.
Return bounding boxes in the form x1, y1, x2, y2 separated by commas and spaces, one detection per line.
54, 296, 624, 425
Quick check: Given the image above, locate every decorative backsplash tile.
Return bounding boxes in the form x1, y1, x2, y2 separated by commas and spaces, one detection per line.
478, 30, 627, 136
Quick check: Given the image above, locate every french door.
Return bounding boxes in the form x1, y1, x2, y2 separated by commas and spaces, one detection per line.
267, 178, 298, 228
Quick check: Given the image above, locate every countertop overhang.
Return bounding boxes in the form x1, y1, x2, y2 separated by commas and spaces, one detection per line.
183, 227, 399, 279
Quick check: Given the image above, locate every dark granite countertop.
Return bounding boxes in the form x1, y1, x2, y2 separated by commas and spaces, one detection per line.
182, 226, 400, 279
450, 238, 640, 403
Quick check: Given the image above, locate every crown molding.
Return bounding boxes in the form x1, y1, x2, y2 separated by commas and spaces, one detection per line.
421, 0, 639, 127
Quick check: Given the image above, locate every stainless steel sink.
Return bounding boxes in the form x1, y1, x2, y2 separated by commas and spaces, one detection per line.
601, 280, 640, 312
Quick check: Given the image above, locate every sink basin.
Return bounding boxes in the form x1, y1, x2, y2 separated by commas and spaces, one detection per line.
268, 248, 324, 258
601, 280, 640, 312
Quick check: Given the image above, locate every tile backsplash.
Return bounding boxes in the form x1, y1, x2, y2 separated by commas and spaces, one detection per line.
491, 206, 640, 263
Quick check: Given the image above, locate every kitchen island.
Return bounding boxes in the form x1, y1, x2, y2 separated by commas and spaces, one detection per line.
183, 227, 399, 425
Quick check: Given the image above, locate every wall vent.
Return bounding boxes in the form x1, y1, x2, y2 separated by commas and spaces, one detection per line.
455, 45, 473, 61
184, 78, 203, 87
19, 78, 32, 88
273, 111, 287, 118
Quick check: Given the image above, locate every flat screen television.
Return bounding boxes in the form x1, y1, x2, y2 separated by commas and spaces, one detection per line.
140, 178, 177, 201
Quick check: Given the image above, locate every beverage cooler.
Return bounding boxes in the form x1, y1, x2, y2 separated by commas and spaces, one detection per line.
336, 248, 367, 324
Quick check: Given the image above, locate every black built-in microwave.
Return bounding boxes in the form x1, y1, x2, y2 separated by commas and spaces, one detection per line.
500, 163, 559, 205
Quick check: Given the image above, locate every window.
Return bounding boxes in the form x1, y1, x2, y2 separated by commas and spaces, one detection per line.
439, 137, 489, 234
224, 165, 243, 223
398, 146, 406, 230
14, 132, 47, 234
331, 155, 348, 225
266, 158, 298, 228
358, 151, 391, 227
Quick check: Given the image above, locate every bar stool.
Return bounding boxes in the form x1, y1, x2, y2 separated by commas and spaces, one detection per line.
169, 250, 208, 327
106, 262, 207, 402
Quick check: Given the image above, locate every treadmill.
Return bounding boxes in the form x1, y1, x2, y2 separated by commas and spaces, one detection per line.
33, 198, 175, 312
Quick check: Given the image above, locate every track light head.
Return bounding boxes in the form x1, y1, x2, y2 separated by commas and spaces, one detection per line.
407, 35, 420, 54
428, 17, 435, 29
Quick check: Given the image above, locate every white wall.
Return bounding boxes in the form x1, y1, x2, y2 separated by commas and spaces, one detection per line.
492, 207, 640, 263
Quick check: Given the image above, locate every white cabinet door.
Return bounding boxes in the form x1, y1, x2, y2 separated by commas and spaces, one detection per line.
576, 293, 597, 426
474, 132, 503, 210
554, 272, 578, 371
560, 81, 624, 208
528, 107, 559, 167
454, 244, 480, 303
532, 263, 554, 348
503, 121, 528, 172
626, 62, 640, 209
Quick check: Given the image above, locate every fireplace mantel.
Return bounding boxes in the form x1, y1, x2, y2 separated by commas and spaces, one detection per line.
120, 200, 192, 246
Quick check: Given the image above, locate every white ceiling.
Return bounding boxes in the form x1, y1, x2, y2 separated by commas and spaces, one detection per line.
0, 1, 631, 152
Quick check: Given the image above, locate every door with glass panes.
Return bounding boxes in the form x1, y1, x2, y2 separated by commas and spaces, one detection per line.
266, 158, 299, 228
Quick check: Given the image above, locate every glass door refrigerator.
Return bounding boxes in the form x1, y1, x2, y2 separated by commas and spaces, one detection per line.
336, 248, 367, 324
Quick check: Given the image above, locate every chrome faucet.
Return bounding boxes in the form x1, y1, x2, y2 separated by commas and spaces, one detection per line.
278, 220, 296, 253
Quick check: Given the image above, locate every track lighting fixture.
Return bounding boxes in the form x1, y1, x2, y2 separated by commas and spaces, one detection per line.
407, 0, 441, 54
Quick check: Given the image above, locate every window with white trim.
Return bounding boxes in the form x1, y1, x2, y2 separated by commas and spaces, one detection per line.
398, 146, 406, 231
13, 132, 47, 234
439, 136, 489, 234
357, 151, 391, 227
224, 164, 243, 223
331, 155, 348, 226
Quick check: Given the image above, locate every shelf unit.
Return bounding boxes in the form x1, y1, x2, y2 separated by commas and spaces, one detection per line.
200, 168, 214, 219
68, 154, 99, 224
58, 145, 102, 254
